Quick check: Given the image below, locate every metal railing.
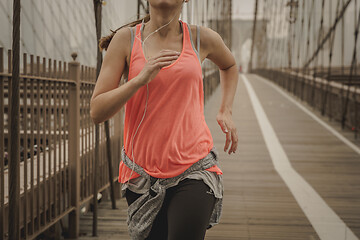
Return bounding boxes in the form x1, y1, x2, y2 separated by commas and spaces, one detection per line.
254, 68, 360, 134
0, 48, 123, 239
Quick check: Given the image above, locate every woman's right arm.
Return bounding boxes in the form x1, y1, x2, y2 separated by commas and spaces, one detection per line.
90, 28, 134, 124
90, 28, 179, 124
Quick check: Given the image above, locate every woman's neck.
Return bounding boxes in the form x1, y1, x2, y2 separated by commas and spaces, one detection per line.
146, 7, 182, 37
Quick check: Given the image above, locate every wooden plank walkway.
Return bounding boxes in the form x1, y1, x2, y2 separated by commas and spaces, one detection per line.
78, 74, 360, 239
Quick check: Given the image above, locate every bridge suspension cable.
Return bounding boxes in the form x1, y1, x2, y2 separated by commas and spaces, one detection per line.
251, 0, 360, 139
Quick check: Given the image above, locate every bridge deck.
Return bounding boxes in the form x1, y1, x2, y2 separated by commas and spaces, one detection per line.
78, 74, 360, 240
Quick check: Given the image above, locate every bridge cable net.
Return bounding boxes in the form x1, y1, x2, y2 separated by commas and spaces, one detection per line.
250, 0, 360, 139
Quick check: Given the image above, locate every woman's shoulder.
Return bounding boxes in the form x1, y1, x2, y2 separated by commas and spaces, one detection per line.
107, 27, 134, 63
187, 24, 223, 52
111, 27, 132, 48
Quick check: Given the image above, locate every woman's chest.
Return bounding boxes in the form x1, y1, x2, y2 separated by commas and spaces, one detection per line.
142, 35, 183, 60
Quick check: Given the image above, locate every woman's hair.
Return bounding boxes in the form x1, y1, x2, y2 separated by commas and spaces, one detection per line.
99, 14, 150, 52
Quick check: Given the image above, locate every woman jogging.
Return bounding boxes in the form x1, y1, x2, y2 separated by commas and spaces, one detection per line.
90, 0, 238, 239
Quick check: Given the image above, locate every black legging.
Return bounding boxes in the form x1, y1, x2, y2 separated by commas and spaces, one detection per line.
125, 178, 216, 240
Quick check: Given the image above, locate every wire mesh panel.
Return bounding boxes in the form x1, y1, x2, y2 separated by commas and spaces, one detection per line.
0, 0, 137, 67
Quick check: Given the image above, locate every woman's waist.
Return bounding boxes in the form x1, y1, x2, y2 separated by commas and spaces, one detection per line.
122, 169, 223, 199
124, 138, 214, 167
121, 144, 217, 179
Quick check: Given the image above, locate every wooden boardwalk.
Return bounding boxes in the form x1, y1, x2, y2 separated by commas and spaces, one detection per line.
79, 74, 360, 239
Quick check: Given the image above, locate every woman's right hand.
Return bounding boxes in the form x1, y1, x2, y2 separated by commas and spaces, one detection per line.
136, 50, 180, 86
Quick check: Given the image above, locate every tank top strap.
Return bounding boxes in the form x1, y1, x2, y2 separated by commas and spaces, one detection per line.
184, 22, 201, 63
135, 23, 142, 42
129, 27, 135, 53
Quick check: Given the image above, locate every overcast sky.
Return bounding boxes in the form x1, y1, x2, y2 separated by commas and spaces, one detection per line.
232, 0, 256, 20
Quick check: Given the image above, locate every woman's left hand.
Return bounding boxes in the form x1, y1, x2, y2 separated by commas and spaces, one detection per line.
216, 110, 238, 154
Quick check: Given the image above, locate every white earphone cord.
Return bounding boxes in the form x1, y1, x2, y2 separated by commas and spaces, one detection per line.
136, 14, 177, 46
126, 84, 148, 185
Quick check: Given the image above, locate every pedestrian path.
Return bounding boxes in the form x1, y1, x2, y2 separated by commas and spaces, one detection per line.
79, 74, 360, 239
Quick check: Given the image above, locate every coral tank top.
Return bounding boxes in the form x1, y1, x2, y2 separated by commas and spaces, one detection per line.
118, 21, 222, 183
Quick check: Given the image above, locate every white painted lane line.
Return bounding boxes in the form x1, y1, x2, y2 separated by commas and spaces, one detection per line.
254, 74, 360, 156
242, 74, 358, 240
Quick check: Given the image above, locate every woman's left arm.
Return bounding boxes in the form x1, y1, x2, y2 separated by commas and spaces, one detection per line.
201, 27, 239, 155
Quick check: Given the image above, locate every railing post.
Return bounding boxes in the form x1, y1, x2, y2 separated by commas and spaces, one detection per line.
9, 0, 21, 239
68, 52, 81, 238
